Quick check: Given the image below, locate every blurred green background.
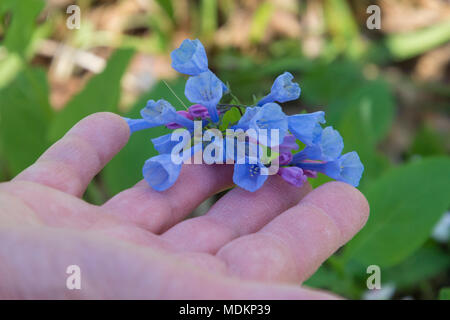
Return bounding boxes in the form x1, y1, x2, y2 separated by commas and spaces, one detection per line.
0, 0, 449, 299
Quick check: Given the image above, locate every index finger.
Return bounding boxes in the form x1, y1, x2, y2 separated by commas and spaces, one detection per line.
13, 112, 130, 197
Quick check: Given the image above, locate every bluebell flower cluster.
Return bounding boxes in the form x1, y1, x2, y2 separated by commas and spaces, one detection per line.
124, 39, 364, 192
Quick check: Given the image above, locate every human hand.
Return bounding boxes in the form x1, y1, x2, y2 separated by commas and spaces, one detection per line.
0, 112, 369, 299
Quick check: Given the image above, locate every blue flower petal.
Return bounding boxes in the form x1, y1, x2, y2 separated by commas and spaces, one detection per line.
326, 151, 364, 187
233, 158, 268, 192
257, 72, 301, 106
288, 111, 325, 145
236, 107, 260, 129
123, 117, 158, 134
317, 126, 344, 160
151, 132, 190, 154
170, 39, 208, 76
185, 70, 223, 122
292, 126, 343, 162
296, 151, 364, 187
143, 154, 182, 191
140, 99, 177, 126
237, 103, 288, 147
140, 99, 195, 130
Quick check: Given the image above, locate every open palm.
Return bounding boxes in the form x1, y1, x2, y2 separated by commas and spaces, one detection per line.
0, 113, 369, 299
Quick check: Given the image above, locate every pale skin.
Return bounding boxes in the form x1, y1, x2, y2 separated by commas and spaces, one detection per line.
0, 112, 369, 299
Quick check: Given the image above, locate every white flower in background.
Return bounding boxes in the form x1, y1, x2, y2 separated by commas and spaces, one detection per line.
432, 211, 450, 243
362, 283, 396, 300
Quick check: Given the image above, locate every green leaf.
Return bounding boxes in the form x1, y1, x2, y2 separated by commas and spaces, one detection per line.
1, 0, 44, 56
328, 79, 395, 143
317, 79, 394, 188
386, 20, 450, 60
382, 246, 450, 290
343, 157, 450, 267
84, 181, 106, 206
439, 288, 450, 300
219, 107, 241, 131
324, 0, 358, 39
249, 1, 273, 43
304, 266, 341, 288
301, 60, 365, 106
409, 125, 446, 157
259, 144, 279, 164
0, 68, 53, 175
0, 0, 45, 88
323, 0, 363, 56
201, 0, 218, 38
304, 265, 359, 298
101, 79, 188, 196
0, 142, 7, 181
48, 48, 134, 142
309, 172, 333, 189
154, 0, 175, 23
0, 51, 24, 89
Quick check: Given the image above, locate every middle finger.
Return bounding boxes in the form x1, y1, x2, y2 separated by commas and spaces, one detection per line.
160, 175, 311, 253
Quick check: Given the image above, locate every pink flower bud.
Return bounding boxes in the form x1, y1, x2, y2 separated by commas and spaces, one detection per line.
165, 110, 194, 129
188, 104, 210, 119
278, 167, 307, 187
278, 152, 293, 165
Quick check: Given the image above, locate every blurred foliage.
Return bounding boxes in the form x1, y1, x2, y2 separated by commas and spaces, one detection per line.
383, 246, 449, 291
0, 68, 53, 175
0, 0, 44, 57
344, 157, 450, 267
440, 288, 450, 300
0, 0, 449, 299
48, 48, 134, 141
